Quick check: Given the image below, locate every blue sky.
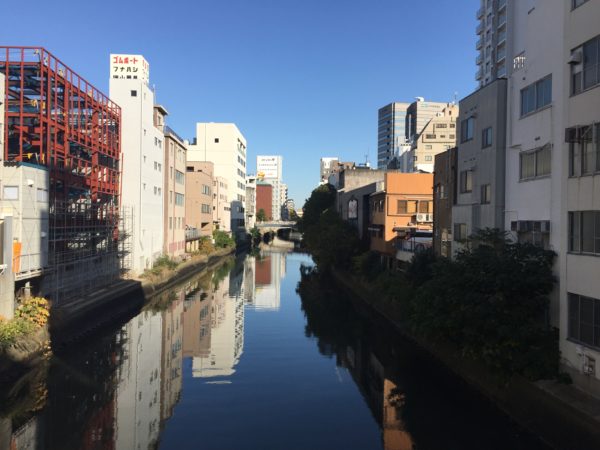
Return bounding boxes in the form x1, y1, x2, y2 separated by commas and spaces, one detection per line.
3, 0, 478, 205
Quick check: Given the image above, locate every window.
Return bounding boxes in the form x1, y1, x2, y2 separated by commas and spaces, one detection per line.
36, 188, 48, 202
418, 201, 430, 213
568, 293, 600, 349
425, 145, 433, 150
397, 200, 407, 214
214, 138, 220, 143
425, 134, 436, 139
425, 155, 433, 161
201, 204, 211, 214
175, 193, 185, 206
454, 223, 468, 241
459, 170, 473, 193
572, 0, 590, 10
482, 127, 493, 148
569, 124, 600, 176
572, 36, 599, 94
3, 186, 18, 200
481, 184, 491, 204
461, 117, 474, 142
131, 90, 137, 97
169, 217, 172, 229
569, 211, 600, 254
175, 170, 185, 185
521, 75, 552, 116
519, 146, 551, 180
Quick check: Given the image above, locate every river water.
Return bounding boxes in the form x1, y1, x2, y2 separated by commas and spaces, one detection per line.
0, 251, 550, 450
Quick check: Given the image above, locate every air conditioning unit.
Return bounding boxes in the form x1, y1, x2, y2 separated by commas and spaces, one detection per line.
568, 51, 583, 65
583, 356, 596, 376
542, 221, 551, 233
425, 214, 434, 222
416, 213, 428, 222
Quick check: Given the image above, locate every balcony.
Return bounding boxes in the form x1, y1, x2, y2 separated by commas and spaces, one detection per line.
476, 7, 484, 19
497, 29, 507, 45
496, 46, 506, 62
476, 38, 483, 50
498, 0, 507, 11
476, 53, 483, 65
476, 68, 483, 80
476, 22, 484, 35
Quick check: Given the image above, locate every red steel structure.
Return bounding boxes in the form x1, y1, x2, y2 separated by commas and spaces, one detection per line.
0, 47, 123, 302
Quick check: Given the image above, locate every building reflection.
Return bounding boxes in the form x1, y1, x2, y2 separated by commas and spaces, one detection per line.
183, 259, 245, 379
299, 269, 415, 450
252, 250, 287, 311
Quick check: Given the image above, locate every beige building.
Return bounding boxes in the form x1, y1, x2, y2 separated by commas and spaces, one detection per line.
185, 161, 214, 237
156, 106, 187, 259
561, 0, 600, 396
408, 104, 458, 173
213, 176, 231, 232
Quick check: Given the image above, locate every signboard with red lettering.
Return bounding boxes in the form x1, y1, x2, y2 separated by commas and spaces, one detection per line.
110, 54, 149, 82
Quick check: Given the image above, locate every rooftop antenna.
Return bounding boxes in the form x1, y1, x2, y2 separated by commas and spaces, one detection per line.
453, 91, 458, 105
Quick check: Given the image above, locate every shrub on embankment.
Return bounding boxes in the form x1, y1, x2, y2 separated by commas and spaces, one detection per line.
300, 184, 559, 381
0, 297, 50, 349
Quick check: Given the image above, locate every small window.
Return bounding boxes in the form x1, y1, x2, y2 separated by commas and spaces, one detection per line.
214, 138, 220, 143
36, 188, 48, 202
460, 170, 473, 193
482, 127, 493, 148
3, 186, 18, 200
454, 223, 468, 241
461, 117, 474, 142
131, 90, 137, 97
425, 155, 433, 161
481, 184, 491, 204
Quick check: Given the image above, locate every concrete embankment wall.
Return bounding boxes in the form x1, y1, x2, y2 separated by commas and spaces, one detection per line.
332, 270, 600, 450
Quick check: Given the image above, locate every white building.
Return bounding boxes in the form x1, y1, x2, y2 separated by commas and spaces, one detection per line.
561, 0, 600, 395
320, 157, 339, 183
245, 175, 257, 229
188, 123, 247, 235
257, 155, 285, 221
503, 0, 564, 329
109, 54, 164, 274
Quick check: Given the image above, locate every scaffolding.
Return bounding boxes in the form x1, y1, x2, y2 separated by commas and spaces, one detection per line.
0, 47, 124, 304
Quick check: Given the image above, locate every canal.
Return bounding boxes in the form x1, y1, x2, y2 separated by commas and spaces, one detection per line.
0, 251, 550, 450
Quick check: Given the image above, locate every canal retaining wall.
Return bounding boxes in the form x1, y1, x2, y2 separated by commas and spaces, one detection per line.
332, 269, 600, 450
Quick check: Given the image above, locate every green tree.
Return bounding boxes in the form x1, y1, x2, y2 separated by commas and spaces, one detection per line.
409, 228, 558, 380
213, 230, 235, 248
256, 209, 267, 222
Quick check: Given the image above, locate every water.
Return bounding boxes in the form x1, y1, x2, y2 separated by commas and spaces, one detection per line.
0, 251, 550, 450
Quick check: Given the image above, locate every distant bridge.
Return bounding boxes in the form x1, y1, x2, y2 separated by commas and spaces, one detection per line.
255, 221, 296, 231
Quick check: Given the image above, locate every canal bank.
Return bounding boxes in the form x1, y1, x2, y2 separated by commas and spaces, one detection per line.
331, 269, 600, 450
0, 247, 235, 384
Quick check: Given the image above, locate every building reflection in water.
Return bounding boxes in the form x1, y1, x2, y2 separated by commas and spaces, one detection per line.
252, 250, 286, 311
183, 259, 245, 379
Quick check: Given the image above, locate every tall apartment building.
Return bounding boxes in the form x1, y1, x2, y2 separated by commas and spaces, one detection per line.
185, 161, 214, 236
433, 148, 458, 258
407, 103, 459, 173
561, 0, 600, 394
188, 123, 247, 235
476, 0, 509, 87
257, 155, 284, 221
157, 108, 187, 259
377, 102, 409, 169
452, 79, 507, 253
110, 54, 164, 274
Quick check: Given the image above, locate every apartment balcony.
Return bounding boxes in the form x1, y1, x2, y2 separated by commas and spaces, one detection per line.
477, 7, 484, 19
476, 67, 483, 80
496, 46, 506, 62
497, 29, 507, 45
476, 53, 483, 65
476, 22, 484, 35
497, 13, 507, 29
498, 0, 507, 11
476, 38, 483, 50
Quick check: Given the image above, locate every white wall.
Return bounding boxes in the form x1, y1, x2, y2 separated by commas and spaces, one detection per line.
188, 123, 247, 233
110, 56, 164, 274
504, 0, 564, 327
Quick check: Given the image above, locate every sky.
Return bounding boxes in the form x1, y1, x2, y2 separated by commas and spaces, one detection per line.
2, 0, 479, 206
